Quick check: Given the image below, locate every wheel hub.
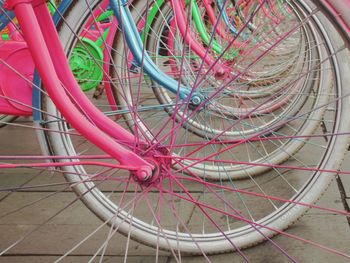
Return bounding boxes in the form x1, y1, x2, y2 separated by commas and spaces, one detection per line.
132, 147, 171, 186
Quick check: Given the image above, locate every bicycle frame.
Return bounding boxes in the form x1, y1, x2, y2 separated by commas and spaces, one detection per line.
111, 0, 206, 102
0, 0, 349, 181
3, 0, 154, 180
141, 0, 239, 58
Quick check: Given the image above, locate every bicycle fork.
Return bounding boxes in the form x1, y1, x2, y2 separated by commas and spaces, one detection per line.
4, 0, 155, 181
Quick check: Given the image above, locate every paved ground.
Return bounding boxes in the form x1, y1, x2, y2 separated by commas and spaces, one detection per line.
0, 118, 349, 263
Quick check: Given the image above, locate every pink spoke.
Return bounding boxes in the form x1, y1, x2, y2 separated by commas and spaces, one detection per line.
158, 132, 350, 148
164, 172, 252, 262
144, 6, 318, 154
166, 174, 212, 260
0, 161, 137, 171
160, 187, 350, 259
160, 155, 350, 176
170, 175, 350, 217
163, 173, 299, 262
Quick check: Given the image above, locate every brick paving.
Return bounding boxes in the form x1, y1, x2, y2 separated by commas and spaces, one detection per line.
0, 118, 349, 262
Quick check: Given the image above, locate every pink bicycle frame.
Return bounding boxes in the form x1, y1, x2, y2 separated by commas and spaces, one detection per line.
171, 0, 228, 76
203, 0, 229, 40
4, 0, 154, 180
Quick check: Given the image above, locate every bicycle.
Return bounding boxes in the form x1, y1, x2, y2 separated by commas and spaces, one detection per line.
0, 0, 350, 261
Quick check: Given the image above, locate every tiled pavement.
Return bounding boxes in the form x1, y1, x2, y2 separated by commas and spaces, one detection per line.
0, 118, 349, 263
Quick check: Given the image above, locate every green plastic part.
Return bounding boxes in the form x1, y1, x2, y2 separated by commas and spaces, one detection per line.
48, 0, 57, 15
97, 10, 115, 22
70, 38, 104, 92
142, 0, 164, 43
95, 28, 110, 48
69, 10, 113, 92
2, 34, 10, 40
191, 0, 223, 53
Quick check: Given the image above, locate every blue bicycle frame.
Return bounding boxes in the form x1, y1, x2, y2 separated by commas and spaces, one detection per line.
110, 0, 203, 104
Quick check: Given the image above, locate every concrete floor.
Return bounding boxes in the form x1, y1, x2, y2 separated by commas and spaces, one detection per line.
0, 118, 349, 263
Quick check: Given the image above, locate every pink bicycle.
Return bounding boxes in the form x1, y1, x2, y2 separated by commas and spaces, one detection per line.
0, 0, 350, 261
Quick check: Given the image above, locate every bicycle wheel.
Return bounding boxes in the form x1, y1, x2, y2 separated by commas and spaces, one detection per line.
112, 0, 328, 179
37, 0, 350, 255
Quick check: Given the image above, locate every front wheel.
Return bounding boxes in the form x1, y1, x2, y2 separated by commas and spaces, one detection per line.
40, 0, 350, 254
